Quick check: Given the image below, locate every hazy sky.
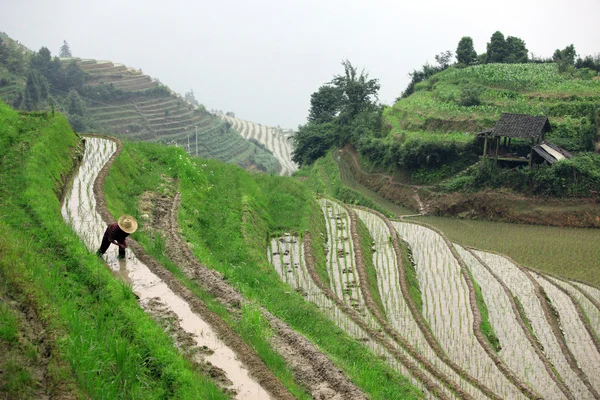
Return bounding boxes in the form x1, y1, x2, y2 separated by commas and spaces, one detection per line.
2, 0, 599, 129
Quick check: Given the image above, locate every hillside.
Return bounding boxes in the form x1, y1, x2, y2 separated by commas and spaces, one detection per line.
385, 63, 600, 153
74, 58, 286, 174
0, 32, 297, 176
221, 114, 298, 175
3, 99, 600, 399
290, 62, 600, 224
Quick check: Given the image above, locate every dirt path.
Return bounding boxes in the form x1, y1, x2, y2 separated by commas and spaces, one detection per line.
66, 136, 292, 399
152, 191, 367, 400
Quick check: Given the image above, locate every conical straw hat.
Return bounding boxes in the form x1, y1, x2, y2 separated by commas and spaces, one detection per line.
117, 215, 138, 234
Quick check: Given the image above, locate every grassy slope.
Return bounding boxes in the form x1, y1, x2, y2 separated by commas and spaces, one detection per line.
386, 63, 600, 135
103, 140, 423, 399
0, 102, 228, 399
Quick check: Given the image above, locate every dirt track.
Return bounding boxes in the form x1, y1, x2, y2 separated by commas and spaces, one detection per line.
91, 135, 366, 400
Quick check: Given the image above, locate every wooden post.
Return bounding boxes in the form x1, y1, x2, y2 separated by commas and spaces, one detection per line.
495, 136, 500, 161
529, 138, 534, 168
507, 137, 512, 153
483, 137, 488, 158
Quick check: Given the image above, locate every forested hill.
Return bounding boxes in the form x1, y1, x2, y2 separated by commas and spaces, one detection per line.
0, 33, 297, 175
292, 35, 600, 199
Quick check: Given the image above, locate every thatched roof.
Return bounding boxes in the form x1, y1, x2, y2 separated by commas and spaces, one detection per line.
491, 113, 551, 139
477, 114, 551, 139
532, 141, 572, 164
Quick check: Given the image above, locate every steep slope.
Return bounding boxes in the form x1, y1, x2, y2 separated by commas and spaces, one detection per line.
74, 58, 283, 174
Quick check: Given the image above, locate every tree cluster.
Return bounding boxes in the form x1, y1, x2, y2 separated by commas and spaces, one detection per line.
293, 60, 383, 166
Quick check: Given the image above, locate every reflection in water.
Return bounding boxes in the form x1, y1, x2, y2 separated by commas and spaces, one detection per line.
61, 138, 271, 400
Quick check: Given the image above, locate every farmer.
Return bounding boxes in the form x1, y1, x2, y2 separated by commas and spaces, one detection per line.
96, 215, 138, 259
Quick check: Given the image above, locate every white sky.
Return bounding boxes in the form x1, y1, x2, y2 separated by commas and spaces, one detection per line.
2, 0, 599, 129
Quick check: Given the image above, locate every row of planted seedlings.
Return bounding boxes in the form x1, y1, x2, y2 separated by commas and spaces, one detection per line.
269, 200, 452, 399
473, 250, 600, 399
393, 221, 530, 400
546, 277, 600, 342
225, 115, 296, 175
353, 206, 501, 400
455, 246, 572, 400
573, 281, 600, 306
533, 272, 600, 393
64, 137, 276, 399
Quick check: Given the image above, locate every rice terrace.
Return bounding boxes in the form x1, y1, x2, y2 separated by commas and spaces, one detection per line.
1, 19, 600, 400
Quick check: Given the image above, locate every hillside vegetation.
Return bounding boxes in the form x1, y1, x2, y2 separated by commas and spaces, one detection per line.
0, 33, 284, 175
0, 102, 229, 399
387, 63, 600, 152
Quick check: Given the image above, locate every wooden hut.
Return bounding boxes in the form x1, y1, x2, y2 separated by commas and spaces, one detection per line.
477, 113, 551, 167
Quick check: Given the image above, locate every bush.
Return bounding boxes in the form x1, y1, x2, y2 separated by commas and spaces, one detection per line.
458, 84, 485, 106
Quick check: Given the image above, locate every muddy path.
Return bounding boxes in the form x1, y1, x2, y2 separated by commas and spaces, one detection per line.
63, 136, 291, 399
151, 190, 367, 399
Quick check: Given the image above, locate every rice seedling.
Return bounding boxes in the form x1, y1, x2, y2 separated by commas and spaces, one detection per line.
457, 246, 567, 399
533, 273, 600, 394
474, 251, 595, 399
394, 222, 528, 399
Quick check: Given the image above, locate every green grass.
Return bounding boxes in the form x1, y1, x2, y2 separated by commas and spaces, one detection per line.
0, 101, 229, 399
356, 218, 387, 319
414, 216, 600, 287
467, 268, 501, 352
104, 141, 311, 399
398, 240, 423, 313
385, 63, 600, 150
104, 140, 424, 399
296, 150, 397, 216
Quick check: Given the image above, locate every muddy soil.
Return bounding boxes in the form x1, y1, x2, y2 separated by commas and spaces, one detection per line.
142, 186, 368, 400
93, 135, 365, 400
80, 136, 287, 399
0, 291, 78, 400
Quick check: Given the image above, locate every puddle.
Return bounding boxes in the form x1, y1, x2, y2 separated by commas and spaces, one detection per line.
62, 137, 271, 399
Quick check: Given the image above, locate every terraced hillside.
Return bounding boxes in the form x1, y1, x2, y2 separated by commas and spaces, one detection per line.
386, 63, 600, 152
269, 197, 600, 400
221, 114, 298, 175
75, 58, 282, 174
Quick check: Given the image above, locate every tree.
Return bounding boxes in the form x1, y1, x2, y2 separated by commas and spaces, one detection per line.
330, 60, 380, 125
293, 60, 382, 166
29, 47, 52, 76
553, 44, 577, 72
59, 40, 72, 58
62, 60, 86, 91
24, 69, 50, 110
307, 85, 343, 123
0, 38, 9, 65
5, 40, 26, 75
434, 51, 453, 69
456, 36, 477, 65
64, 89, 86, 116
291, 122, 336, 166
184, 89, 199, 106
505, 36, 528, 63
485, 31, 507, 63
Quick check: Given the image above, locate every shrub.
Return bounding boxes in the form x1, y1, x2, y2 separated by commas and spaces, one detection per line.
458, 84, 485, 107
